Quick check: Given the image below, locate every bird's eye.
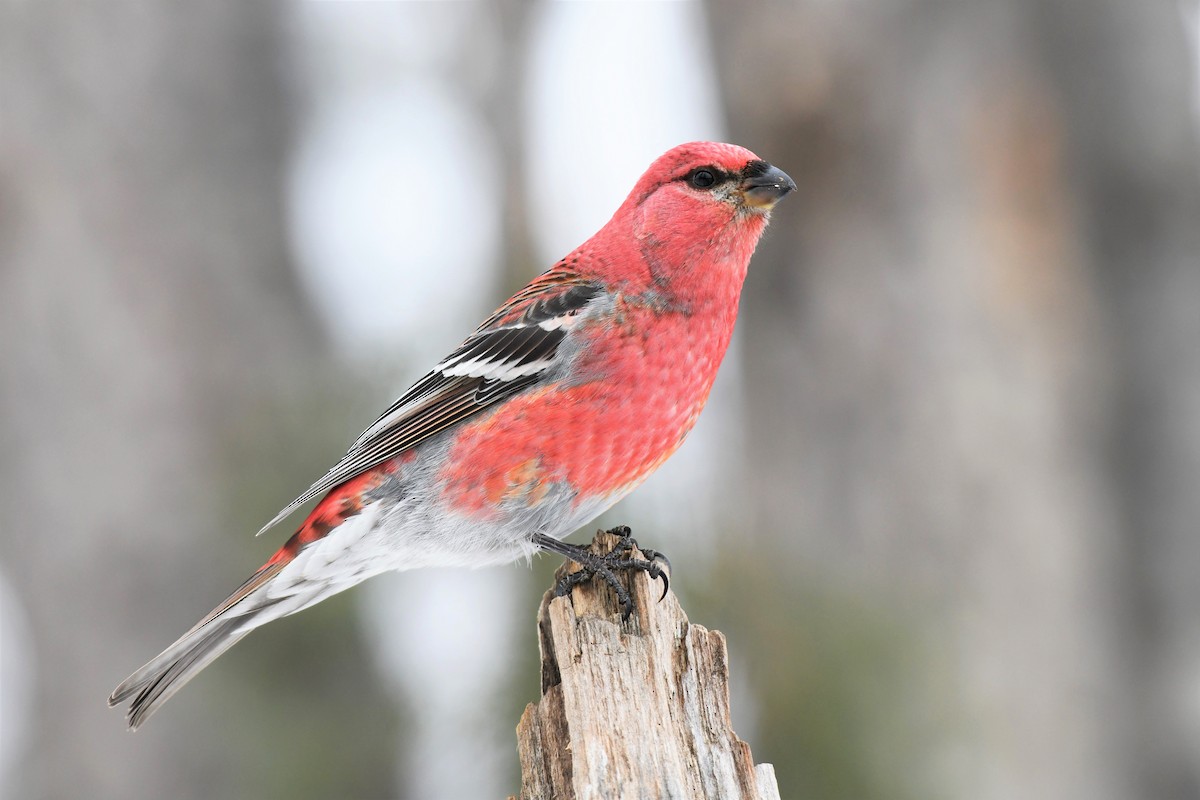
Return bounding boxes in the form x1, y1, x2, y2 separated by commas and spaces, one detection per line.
689, 169, 716, 189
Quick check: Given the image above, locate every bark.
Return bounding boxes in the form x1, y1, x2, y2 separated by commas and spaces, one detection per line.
513, 531, 780, 800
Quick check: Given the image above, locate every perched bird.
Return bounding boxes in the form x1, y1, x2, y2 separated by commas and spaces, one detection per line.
109, 141, 794, 730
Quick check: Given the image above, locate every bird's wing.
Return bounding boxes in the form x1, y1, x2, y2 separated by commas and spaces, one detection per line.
257, 271, 603, 536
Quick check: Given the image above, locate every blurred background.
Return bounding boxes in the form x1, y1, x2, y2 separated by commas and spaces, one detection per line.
2, 1, 1199, 798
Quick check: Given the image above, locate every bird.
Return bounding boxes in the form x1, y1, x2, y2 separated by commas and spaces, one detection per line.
108, 141, 795, 730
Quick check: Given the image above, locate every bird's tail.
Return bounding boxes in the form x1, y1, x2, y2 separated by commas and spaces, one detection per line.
108, 559, 294, 731
111, 488, 386, 729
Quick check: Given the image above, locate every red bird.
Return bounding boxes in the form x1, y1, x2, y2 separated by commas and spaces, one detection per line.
109, 141, 795, 729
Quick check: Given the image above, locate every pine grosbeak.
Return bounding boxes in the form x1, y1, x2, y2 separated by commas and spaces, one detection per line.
109, 141, 794, 729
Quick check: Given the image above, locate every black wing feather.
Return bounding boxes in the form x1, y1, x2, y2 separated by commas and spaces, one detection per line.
256, 276, 603, 535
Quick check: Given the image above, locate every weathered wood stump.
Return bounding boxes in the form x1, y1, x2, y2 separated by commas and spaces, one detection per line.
513, 530, 780, 800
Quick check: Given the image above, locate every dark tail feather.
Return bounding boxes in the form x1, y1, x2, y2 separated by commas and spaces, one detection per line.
108, 617, 252, 730
109, 562, 287, 730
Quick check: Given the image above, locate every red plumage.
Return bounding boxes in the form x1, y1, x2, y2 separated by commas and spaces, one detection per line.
109, 141, 794, 729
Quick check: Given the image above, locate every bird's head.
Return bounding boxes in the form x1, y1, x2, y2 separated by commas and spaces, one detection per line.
625, 141, 796, 222
620, 142, 794, 252
619, 139, 796, 230
597, 142, 794, 293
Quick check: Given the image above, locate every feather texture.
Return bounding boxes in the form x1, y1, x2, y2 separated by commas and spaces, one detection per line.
256, 275, 602, 535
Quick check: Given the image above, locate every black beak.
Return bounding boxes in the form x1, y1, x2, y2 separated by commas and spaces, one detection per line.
741, 162, 796, 210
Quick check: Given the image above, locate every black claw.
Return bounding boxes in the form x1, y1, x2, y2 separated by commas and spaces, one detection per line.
540, 526, 671, 620
639, 548, 671, 601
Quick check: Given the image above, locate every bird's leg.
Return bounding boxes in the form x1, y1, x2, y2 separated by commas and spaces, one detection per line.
533, 526, 670, 620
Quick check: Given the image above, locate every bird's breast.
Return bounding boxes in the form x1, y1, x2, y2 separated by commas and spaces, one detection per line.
437, 301, 736, 519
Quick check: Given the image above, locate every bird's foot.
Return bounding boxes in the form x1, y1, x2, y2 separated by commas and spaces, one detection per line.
535, 526, 670, 620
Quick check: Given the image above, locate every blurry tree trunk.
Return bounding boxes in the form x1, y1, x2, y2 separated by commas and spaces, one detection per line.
0, 3, 350, 799
469, 0, 539, 292
701, 1, 1200, 798
513, 531, 780, 800
1034, 3, 1200, 798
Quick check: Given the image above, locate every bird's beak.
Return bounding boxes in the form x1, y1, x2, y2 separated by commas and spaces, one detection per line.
740, 162, 797, 211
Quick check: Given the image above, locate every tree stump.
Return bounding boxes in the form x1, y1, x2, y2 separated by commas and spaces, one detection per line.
513, 530, 780, 800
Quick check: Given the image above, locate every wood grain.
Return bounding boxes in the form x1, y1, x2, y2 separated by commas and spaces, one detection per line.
513, 530, 780, 800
